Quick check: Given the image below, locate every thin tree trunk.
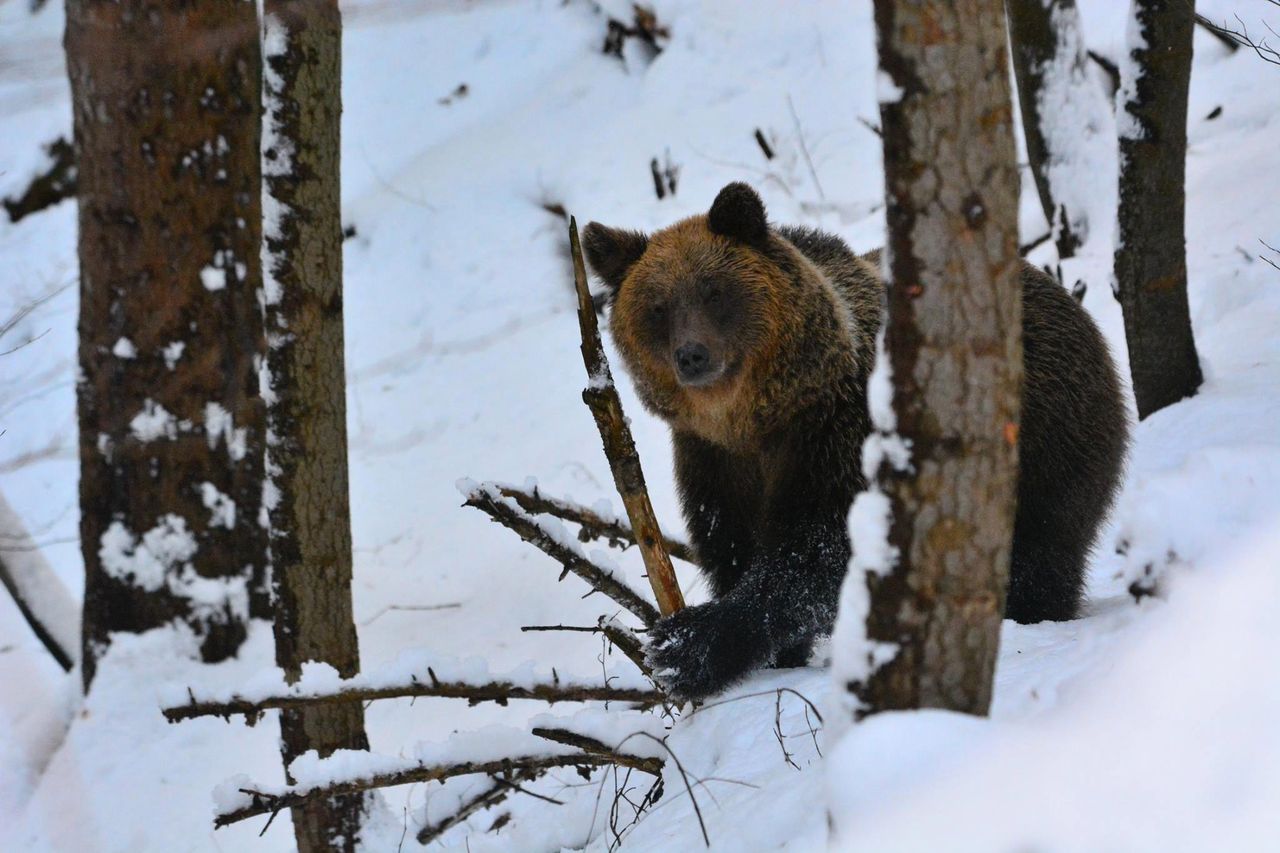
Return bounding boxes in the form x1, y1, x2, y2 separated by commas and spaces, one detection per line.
66, 0, 268, 689
852, 0, 1022, 717
1006, 0, 1114, 260
260, 2, 370, 849
1114, 0, 1202, 419
0, 490, 79, 671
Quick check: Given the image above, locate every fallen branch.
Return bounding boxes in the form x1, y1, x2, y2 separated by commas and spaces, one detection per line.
217, 750, 661, 829
531, 727, 663, 776
163, 676, 663, 724
497, 483, 698, 566
568, 218, 685, 616
462, 480, 660, 626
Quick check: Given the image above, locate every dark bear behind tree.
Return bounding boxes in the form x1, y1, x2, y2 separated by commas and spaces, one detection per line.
584, 183, 1127, 701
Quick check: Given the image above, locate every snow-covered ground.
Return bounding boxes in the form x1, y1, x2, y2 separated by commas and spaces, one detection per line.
1, 0, 1277, 850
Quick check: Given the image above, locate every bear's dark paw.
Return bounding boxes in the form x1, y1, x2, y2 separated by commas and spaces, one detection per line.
644, 601, 764, 702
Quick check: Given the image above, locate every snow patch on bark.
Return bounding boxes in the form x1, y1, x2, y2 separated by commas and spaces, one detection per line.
203, 402, 248, 461
99, 515, 198, 593
111, 337, 135, 359
199, 482, 237, 529
161, 340, 185, 370
830, 325, 904, 730
130, 399, 184, 442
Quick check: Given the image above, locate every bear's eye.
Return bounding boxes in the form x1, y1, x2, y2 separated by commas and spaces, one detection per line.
704, 285, 722, 305
650, 303, 668, 322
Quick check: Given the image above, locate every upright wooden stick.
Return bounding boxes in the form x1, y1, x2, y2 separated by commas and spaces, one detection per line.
568, 218, 685, 616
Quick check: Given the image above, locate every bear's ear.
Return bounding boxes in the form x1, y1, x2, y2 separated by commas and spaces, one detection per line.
707, 182, 768, 245
582, 222, 649, 297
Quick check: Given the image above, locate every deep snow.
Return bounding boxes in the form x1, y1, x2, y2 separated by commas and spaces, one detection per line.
1, 0, 1278, 850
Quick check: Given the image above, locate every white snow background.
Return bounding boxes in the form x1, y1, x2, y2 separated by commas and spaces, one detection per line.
1, 0, 1278, 850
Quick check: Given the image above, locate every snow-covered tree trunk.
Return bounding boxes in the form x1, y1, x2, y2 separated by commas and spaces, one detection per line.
1006, 0, 1115, 260
260, 2, 371, 849
835, 0, 1022, 721
66, 0, 269, 689
1114, 0, 1203, 420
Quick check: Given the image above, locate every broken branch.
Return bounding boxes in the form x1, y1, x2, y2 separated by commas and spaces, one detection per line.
568, 218, 685, 616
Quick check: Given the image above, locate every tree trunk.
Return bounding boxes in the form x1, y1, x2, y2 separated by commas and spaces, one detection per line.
66, 0, 268, 689
1006, 0, 1113, 260
1114, 0, 1202, 420
852, 0, 1022, 717
260, 2, 370, 849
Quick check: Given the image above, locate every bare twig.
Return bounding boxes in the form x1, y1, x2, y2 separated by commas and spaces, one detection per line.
1019, 231, 1052, 256
415, 769, 558, 845
1197, 10, 1280, 66
464, 483, 661, 626
1260, 238, 1280, 272
568, 219, 685, 616
1196, 13, 1241, 51
614, 730, 710, 847
497, 483, 698, 565
359, 602, 460, 627
216, 752, 658, 829
163, 676, 663, 723
597, 616, 651, 677
786, 94, 826, 201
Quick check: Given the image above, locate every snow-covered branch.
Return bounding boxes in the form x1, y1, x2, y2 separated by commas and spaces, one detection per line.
213, 726, 664, 829
460, 479, 661, 626
496, 482, 699, 566
0, 490, 79, 671
162, 652, 662, 723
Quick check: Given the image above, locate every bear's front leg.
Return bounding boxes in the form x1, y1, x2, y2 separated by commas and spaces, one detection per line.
645, 598, 771, 701
645, 516, 848, 702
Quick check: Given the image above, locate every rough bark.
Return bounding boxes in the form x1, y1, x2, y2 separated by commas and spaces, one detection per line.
859, 0, 1023, 716
259, 2, 370, 850
66, 0, 268, 689
569, 219, 685, 616
1114, 0, 1203, 420
1006, 0, 1103, 259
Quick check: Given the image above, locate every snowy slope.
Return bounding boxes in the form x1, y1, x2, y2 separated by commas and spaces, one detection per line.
1, 0, 1278, 850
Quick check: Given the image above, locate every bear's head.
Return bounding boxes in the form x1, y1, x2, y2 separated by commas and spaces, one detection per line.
583, 183, 807, 444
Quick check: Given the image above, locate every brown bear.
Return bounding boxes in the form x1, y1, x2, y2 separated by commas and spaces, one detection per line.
583, 182, 1128, 701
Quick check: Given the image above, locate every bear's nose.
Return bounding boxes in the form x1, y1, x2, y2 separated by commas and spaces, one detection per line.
675, 342, 712, 382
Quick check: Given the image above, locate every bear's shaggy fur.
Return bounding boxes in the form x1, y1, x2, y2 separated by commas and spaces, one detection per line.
583, 182, 1128, 701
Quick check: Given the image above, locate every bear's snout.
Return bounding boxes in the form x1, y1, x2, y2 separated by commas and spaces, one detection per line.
675, 342, 716, 385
